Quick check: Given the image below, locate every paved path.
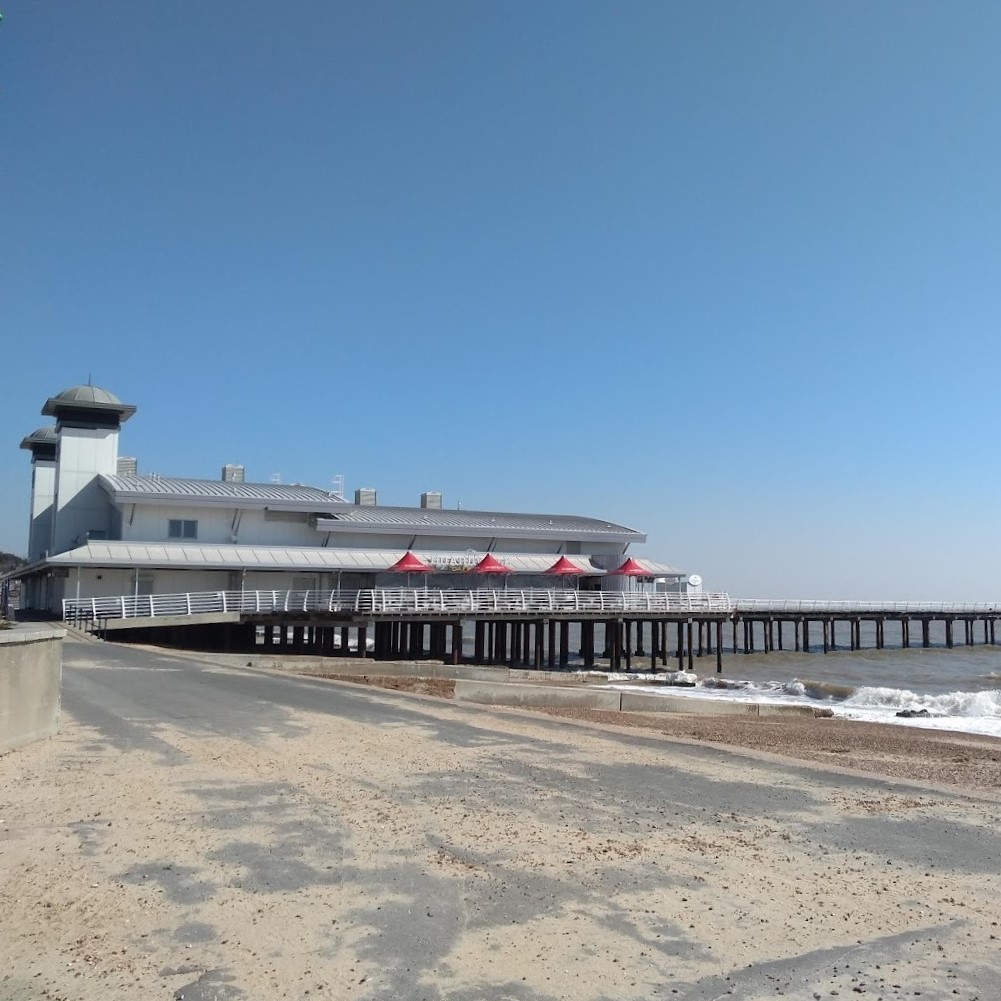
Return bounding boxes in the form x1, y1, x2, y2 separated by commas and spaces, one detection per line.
1, 640, 998, 1001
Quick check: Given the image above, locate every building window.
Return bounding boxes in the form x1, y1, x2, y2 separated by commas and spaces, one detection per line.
168, 519, 198, 540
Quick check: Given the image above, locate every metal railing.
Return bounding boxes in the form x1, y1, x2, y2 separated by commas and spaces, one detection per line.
732, 599, 1001, 614
62, 588, 733, 624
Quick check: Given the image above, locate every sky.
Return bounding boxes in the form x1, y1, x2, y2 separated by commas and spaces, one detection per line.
2, 2, 1000, 600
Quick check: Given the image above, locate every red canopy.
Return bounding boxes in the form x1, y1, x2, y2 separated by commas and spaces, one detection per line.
544, 556, 587, 576
607, 557, 653, 577
386, 550, 434, 574
470, 553, 513, 574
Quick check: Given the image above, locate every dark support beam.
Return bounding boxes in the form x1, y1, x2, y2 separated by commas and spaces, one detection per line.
583, 621, 595, 669
716, 620, 724, 674
560, 621, 570, 669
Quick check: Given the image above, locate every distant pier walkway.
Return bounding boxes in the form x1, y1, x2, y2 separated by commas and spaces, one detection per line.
62, 589, 1001, 673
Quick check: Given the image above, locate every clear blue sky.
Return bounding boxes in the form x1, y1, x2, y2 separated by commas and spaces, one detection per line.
2, 2, 1000, 599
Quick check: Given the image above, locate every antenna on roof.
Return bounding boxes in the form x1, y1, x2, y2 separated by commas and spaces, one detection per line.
270, 472, 282, 484
331, 474, 345, 499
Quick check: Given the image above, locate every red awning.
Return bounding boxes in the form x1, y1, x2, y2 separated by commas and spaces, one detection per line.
544, 556, 587, 576
386, 550, 434, 573
607, 557, 653, 577
469, 553, 513, 574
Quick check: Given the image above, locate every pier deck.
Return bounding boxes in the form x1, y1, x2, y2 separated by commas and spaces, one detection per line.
61, 589, 1001, 673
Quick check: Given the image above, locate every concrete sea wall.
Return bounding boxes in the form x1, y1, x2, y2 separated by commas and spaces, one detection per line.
0, 624, 65, 753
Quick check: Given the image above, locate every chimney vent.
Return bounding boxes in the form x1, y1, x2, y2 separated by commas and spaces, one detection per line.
222, 464, 245, 483
355, 487, 377, 506
420, 491, 443, 510
117, 456, 138, 477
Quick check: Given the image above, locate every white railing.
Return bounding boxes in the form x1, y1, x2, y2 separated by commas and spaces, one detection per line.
732, 599, 1001, 614
62, 588, 733, 624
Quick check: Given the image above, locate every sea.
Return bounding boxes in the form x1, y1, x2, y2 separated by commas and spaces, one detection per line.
578, 619, 1001, 739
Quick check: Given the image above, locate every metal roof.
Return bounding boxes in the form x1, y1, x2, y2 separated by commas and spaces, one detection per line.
19, 426, 58, 450
97, 474, 645, 541
42, 385, 136, 420
315, 506, 643, 542
629, 558, 684, 576
99, 474, 349, 509
43, 542, 623, 574
51, 384, 123, 406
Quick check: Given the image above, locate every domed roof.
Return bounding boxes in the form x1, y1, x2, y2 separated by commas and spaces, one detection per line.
42, 384, 136, 421
19, 425, 58, 452
52, 384, 123, 406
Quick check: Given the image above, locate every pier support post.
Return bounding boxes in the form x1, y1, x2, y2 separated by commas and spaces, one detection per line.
583, 621, 595, 668
802, 619, 810, 654
945, 619, 954, 649
716, 620, 724, 674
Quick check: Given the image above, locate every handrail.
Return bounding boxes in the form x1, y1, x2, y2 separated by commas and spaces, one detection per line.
62, 588, 733, 623
62, 589, 1001, 625
731, 599, 1001, 614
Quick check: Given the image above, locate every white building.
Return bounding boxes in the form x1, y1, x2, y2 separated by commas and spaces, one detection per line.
12, 384, 683, 615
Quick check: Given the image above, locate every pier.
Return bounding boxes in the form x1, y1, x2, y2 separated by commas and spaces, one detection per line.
62, 590, 1001, 674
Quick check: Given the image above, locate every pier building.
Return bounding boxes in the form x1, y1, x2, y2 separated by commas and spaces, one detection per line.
10, 383, 685, 618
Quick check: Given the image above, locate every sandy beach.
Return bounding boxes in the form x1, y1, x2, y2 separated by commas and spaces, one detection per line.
2, 643, 1000, 1000
316, 671, 1001, 793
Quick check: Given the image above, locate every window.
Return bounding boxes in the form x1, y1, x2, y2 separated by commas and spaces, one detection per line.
168, 519, 198, 540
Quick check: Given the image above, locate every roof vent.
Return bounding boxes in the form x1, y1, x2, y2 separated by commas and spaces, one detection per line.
117, 456, 138, 477
222, 464, 245, 483
420, 491, 443, 510
355, 487, 377, 506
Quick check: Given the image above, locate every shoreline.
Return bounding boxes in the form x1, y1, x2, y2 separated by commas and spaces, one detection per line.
310, 671, 1001, 793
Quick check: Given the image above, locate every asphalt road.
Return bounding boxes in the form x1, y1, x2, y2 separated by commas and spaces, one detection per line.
13, 640, 999, 1000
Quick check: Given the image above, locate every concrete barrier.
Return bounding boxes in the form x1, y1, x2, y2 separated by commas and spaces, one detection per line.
454, 679, 622, 711
454, 681, 819, 717
619, 692, 816, 716
619, 692, 759, 715
0, 624, 65, 753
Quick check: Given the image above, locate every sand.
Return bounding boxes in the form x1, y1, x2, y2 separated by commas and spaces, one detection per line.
2, 660, 1000, 1000
317, 672, 1001, 793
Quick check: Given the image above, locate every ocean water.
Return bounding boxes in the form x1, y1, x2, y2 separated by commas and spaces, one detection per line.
584, 619, 1001, 738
